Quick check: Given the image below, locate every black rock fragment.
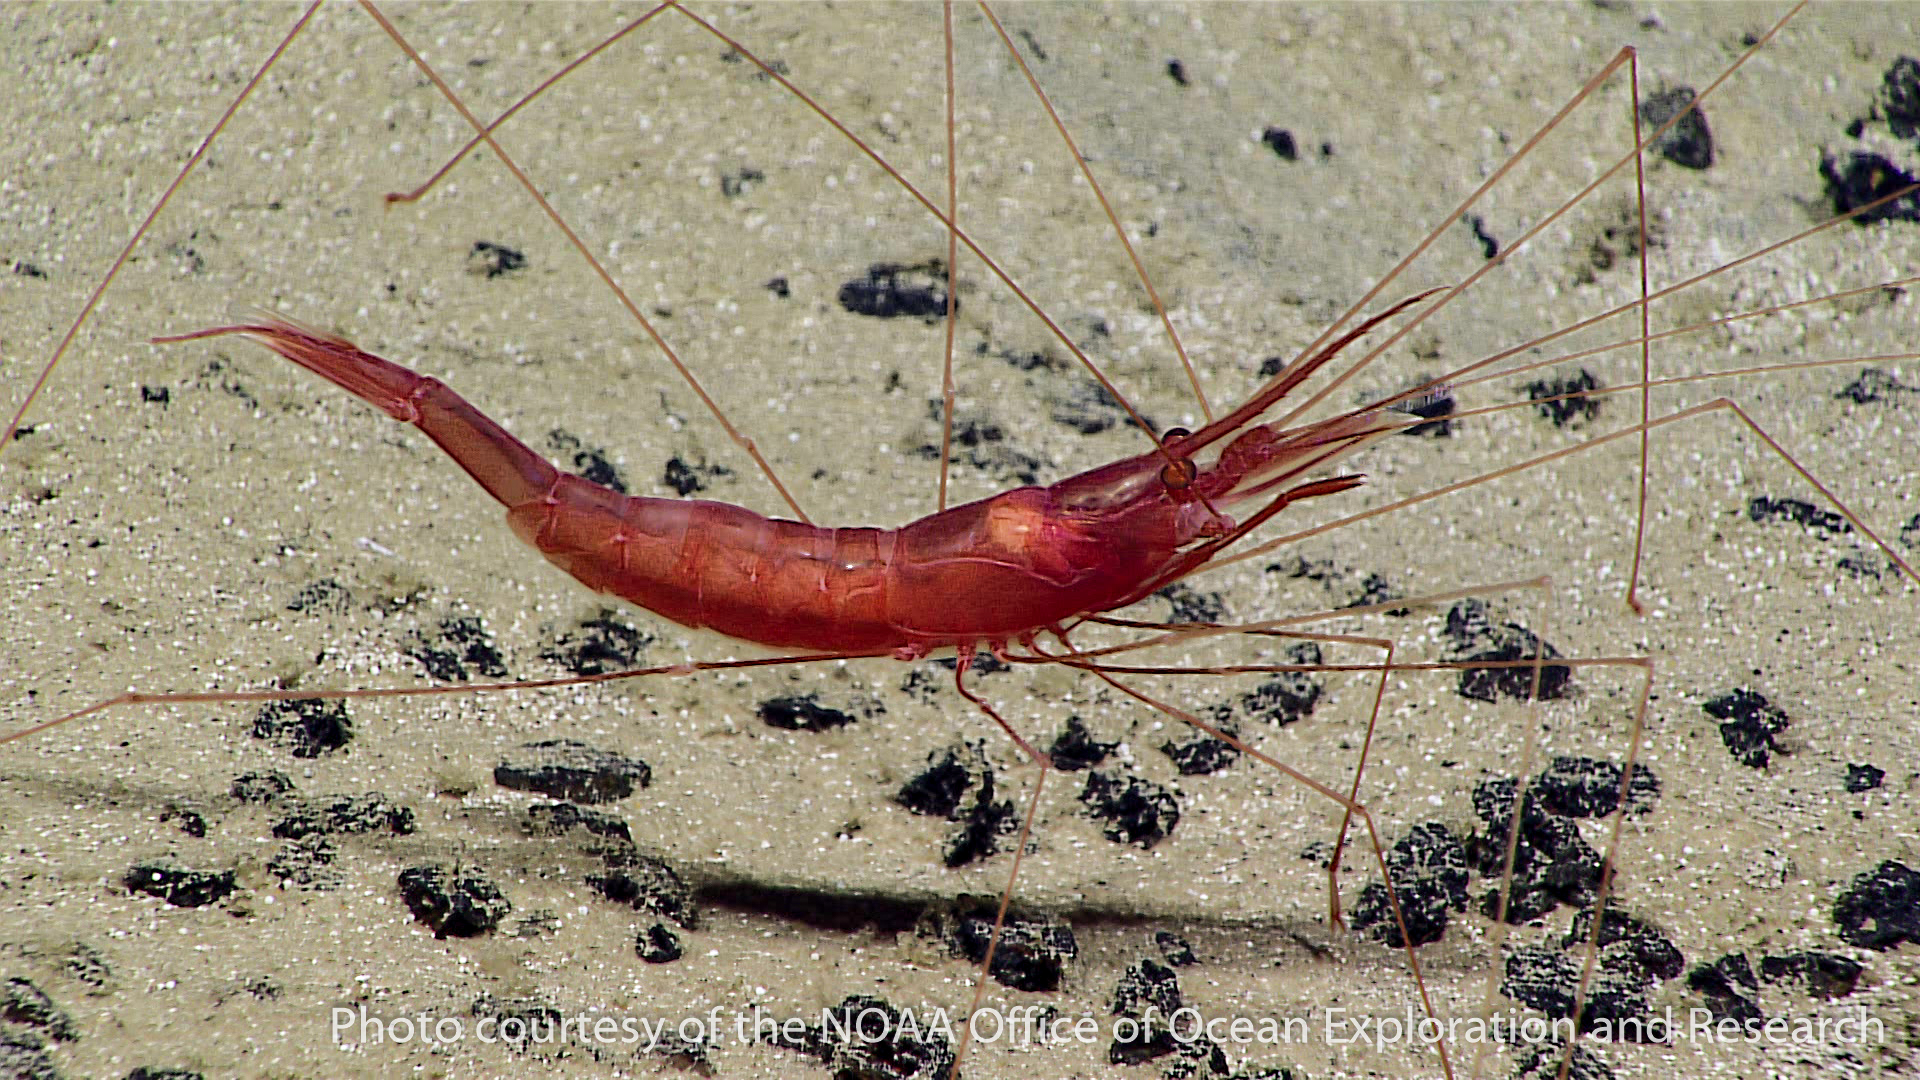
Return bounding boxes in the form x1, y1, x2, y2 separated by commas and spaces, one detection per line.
1187, 643, 1324, 764
124, 862, 236, 909
1351, 821, 1471, 948
1160, 723, 1240, 777
1701, 688, 1790, 769
1268, 554, 1338, 583
1444, 600, 1573, 702
467, 240, 526, 278
404, 615, 508, 682
636, 924, 684, 964
1047, 716, 1116, 772
266, 835, 340, 890
59, 945, 111, 989
719, 167, 765, 199
1466, 212, 1500, 259
398, 864, 510, 938
494, 738, 652, 804
1468, 775, 1608, 923
539, 610, 652, 676
837, 261, 954, 322
252, 697, 352, 758
527, 801, 633, 845
1759, 951, 1863, 999
1503, 939, 1663, 1038
285, 577, 351, 614
1157, 582, 1225, 624
1154, 930, 1198, 968
1845, 763, 1885, 793
1108, 959, 1181, 1066
545, 428, 629, 492
894, 745, 1018, 867
1836, 552, 1887, 580
1878, 56, 1920, 138
908, 400, 1051, 485
1530, 755, 1660, 818
1873, 55, 1920, 138
761, 994, 956, 1080
1343, 570, 1410, 615
1564, 907, 1686, 983
1832, 860, 1920, 950
1527, 369, 1603, 426
160, 806, 206, 838
1638, 86, 1714, 169
1505, 906, 1689, 1040
1234, 644, 1324, 726
1453, 634, 1572, 702
945, 911, 1078, 992
1106, 959, 1229, 1075
759, 693, 876, 732
587, 850, 698, 930
230, 770, 293, 804
1080, 770, 1179, 849
1747, 495, 1850, 537
661, 454, 732, 496
895, 747, 976, 820
1049, 381, 1147, 437
1400, 384, 1456, 438
1687, 952, 1763, 1024
1820, 152, 1920, 225
1834, 367, 1919, 405
940, 770, 1019, 869
271, 792, 416, 840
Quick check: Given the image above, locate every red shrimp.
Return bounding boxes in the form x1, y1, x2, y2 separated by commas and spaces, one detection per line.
152, 312, 1410, 662
8, 5, 1920, 1080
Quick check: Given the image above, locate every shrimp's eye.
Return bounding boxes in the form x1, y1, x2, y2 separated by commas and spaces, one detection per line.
1159, 457, 1197, 490
1158, 427, 1197, 489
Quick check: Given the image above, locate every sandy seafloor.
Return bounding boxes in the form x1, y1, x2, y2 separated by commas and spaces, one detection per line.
2, 3, 1916, 1078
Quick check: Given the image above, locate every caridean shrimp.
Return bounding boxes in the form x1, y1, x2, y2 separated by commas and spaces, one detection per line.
4, 4, 1918, 1080
148, 310, 1403, 664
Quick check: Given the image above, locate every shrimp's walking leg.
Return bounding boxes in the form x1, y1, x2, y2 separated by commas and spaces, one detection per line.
947, 646, 1051, 1078
153, 320, 558, 510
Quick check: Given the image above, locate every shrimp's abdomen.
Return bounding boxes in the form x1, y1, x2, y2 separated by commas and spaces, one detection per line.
510, 477, 1169, 654
509, 477, 899, 652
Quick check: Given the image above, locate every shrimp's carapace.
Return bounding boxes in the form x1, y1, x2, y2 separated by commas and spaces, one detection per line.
153, 317, 1402, 657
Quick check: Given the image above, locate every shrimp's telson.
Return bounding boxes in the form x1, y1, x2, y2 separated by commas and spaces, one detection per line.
155, 318, 1401, 657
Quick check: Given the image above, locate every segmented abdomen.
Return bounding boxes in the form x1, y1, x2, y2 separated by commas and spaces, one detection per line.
506, 475, 1155, 654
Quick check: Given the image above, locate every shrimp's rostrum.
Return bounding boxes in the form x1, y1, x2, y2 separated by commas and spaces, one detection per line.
3, 4, 1917, 1080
